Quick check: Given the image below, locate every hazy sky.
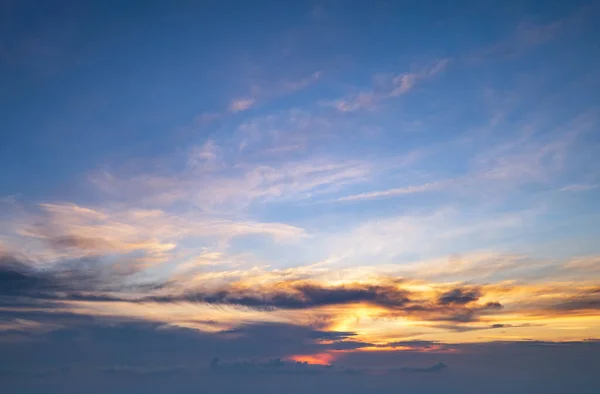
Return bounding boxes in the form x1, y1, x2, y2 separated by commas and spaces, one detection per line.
1, 1, 599, 393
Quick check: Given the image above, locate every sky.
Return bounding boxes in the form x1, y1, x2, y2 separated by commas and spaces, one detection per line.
1, 1, 600, 393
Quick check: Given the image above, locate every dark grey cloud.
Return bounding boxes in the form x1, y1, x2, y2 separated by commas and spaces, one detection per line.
484, 301, 503, 309
550, 288, 600, 311
428, 322, 541, 334
148, 283, 412, 310
384, 340, 441, 349
309, 330, 357, 341
0, 255, 57, 296
438, 287, 481, 305
328, 341, 373, 351
146, 282, 506, 325
0, 253, 149, 305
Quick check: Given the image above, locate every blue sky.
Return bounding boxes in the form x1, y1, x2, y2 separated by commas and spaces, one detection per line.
4, 0, 598, 267
1, 1, 600, 393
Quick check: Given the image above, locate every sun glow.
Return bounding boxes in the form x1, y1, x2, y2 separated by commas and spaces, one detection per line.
288, 352, 336, 365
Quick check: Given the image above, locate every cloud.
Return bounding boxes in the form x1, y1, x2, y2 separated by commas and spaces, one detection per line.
145, 280, 507, 324
327, 59, 449, 112
326, 340, 372, 351
45, 234, 123, 255
0, 255, 56, 297
226, 72, 322, 115
2, 252, 599, 386
247, 71, 323, 100
229, 98, 255, 113
385, 340, 440, 349
93, 154, 371, 212
322, 208, 532, 267
278, 71, 322, 94
234, 108, 333, 155
560, 183, 599, 192
309, 330, 357, 341
337, 182, 444, 202
470, 13, 581, 61
330, 107, 594, 206
148, 281, 413, 310
437, 287, 482, 305
4, 242, 599, 344
0, 253, 139, 305
187, 139, 223, 171
2, 250, 511, 328
3, 201, 306, 270
550, 288, 600, 312
564, 256, 600, 273
10, 204, 178, 264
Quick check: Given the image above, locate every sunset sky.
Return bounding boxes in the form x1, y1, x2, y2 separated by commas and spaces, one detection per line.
1, 1, 599, 393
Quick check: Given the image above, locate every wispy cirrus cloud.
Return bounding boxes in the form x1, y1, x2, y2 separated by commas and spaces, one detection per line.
563, 256, 600, 273
92, 159, 371, 213
270, 71, 322, 96
325, 59, 449, 112
226, 71, 322, 114
234, 108, 334, 154
335, 109, 596, 203
320, 207, 534, 267
472, 12, 584, 61
337, 181, 445, 202
560, 183, 599, 192
91, 138, 372, 212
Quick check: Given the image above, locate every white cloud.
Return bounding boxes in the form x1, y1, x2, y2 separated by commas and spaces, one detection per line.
234, 109, 332, 154
559, 183, 598, 192
327, 59, 449, 112
226, 71, 322, 114
97, 157, 371, 212
5, 202, 306, 267
91, 116, 376, 212
279, 71, 322, 93
229, 98, 255, 112
187, 139, 223, 171
338, 181, 445, 202
563, 255, 600, 272
390, 73, 417, 97
322, 207, 532, 266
